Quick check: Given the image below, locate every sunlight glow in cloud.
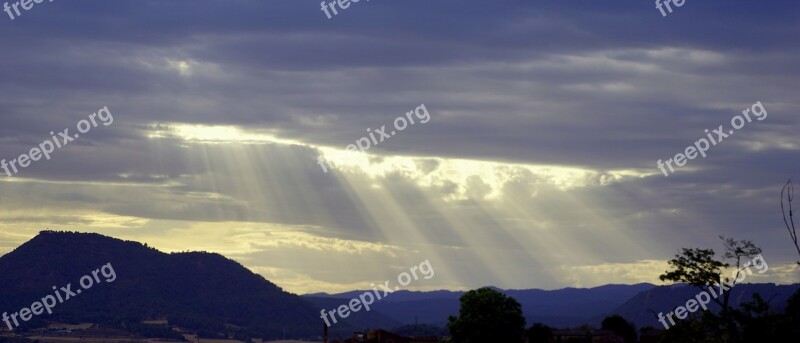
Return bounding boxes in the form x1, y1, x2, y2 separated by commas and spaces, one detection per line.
147, 123, 306, 146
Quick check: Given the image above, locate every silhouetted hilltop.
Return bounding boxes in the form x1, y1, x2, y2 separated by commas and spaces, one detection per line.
3, 231, 797, 340
0, 230, 324, 340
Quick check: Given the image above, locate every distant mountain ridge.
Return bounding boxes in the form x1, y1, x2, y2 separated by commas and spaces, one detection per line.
3, 231, 798, 340
607, 282, 800, 329
303, 283, 658, 328
306, 283, 800, 329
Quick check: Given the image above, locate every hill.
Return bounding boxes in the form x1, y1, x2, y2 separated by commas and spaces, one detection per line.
304, 283, 657, 328
4, 231, 797, 340
0, 230, 329, 340
306, 282, 800, 330
606, 283, 800, 329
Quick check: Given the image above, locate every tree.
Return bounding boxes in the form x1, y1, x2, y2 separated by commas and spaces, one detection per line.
780, 180, 800, 263
736, 289, 800, 342
659, 237, 762, 343
447, 287, 526, 343
601, 315, 637, 343
526, 323, 553, 343
731, 293, 784, 342
659, 312, 720, 343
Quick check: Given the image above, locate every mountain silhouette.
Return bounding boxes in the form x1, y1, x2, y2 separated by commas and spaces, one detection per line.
304, 283, 658, 328
3, 231, 797, 340
0, 230, 328, 340
606, 282, 800, 329
305, 282, 800, 330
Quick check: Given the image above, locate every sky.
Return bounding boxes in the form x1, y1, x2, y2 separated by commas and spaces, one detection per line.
0, 0, 799, 294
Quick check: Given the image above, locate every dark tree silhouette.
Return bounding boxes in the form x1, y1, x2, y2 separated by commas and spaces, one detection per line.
659, 236, 761, 343
601, 315, 637, 343
447, 287, 526, 343
526, 323, 554, 343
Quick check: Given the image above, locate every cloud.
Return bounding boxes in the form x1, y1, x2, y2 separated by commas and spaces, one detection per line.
0, 0, 798, 292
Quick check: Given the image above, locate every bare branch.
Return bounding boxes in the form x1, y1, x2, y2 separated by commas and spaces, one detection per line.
780, 179, 800, 263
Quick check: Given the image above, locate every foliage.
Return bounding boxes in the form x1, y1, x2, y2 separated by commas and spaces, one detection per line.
660, 248, 727, 288
526, 323, 554, 343
659, 236, 763, 342
447, 287, 526, 343
601, 315, 637, 343
657, 234, 800, 343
